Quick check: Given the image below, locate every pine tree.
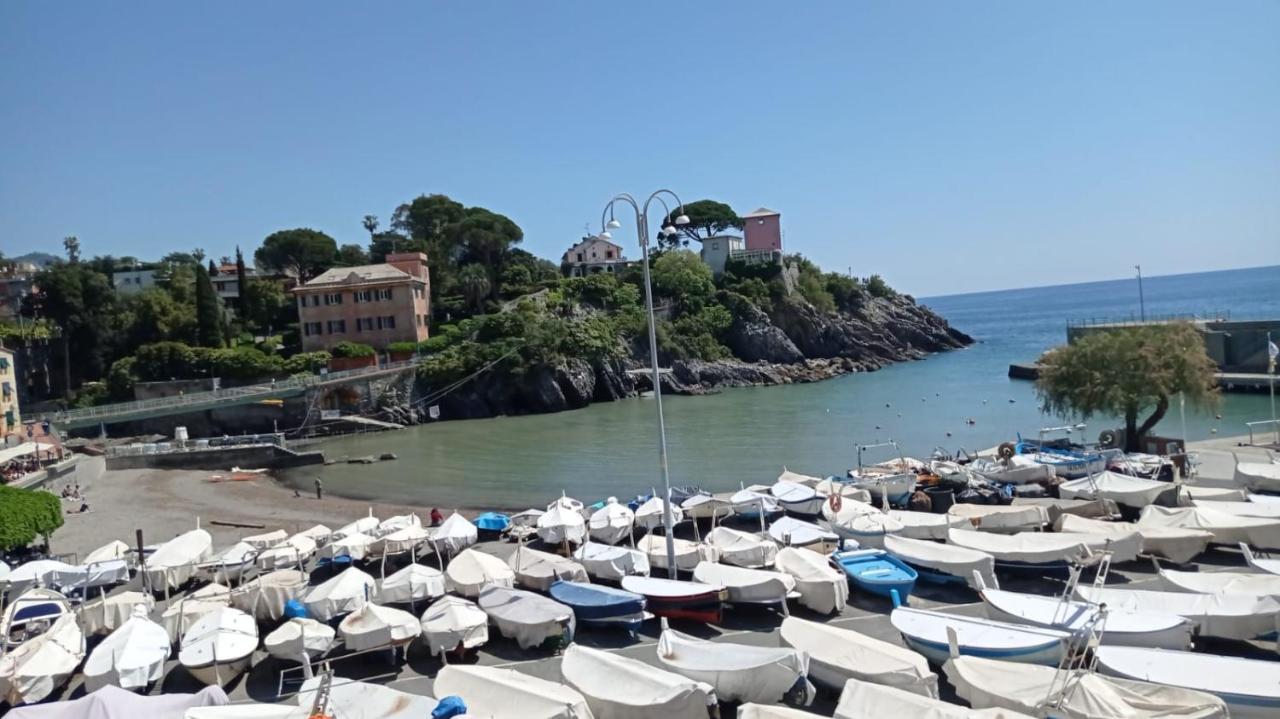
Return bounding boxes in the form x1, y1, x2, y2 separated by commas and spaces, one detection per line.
234, 246, 248, 315
194, 263, 224, 347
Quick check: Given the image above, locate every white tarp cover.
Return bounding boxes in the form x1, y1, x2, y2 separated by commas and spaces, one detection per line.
770, 479, 821, 509
444, 548, 515, 597
146, 529, 214, 592
538, 498, 588, 544
738, 705, 826, 718
657, 628, 812, 705
891, 607, 1070, 659
588, 500, 635, 545
255, 534, 317, 570
434, 664, 594, 719
83, 540, 131, 566
177, 608, 257, 675
634, 496, 684, 530
295, 676, 438, 719
80, 591, 154, 636
0, 559, 9, 585
705, 527, 778, 568
774, 547, 847, 614
1192, 499, 1280, 518
730, 488, 782, 514
1156, 566, 1280, 598
573, 542, 650, 580
683, 493, 734, 519
826, 509, 904, 549
888, 510, 969, 540
432, 513, 479, 554
239, 530, 286, 551
296, 524, 332, 546
376, 514, 421, 535
1138, 505, 1280, 549
970, 454, 1057, 485
884, 534, 995, 590
199, 543, 258, 579
780, 616, 938, 697
947, 528, 1094, 564
419, 595, 488, 655
477, 585, 574, 649
8, 685, 228, 719
692, 562, 795, 604
979, 587, 1192, 650
637, 533, 719, 571
303, 567, 375, 621
375, 563, 445, 604
1077, 585, 1280, 640
1095, 646, 1280, 718
322, 531, 375, 561
947, 504, 1048, 532
338, 603, 419, 651
83, 607, 170, 691
333, 515, 379, 540
508, 547, 589, 591
1234, 460, 1280, 493
768, 517, 839, 548
6, 560, 84, 595
0, 614, 84, 705
161, 583, 231, 641
561, 644, 714, 719
263, 618, 335, 662
944, 655, 1225, 719
1055, 514, 1213, 564
778, 469, 823, 487
835, 677, 1033, 719
1058, 471, 1179, 508
73, 559, 130, 591
230, 569, 308, 622
1181, 486, 1247, 502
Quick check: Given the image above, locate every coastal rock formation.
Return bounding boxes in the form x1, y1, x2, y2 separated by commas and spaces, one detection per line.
723, 299, 805, 364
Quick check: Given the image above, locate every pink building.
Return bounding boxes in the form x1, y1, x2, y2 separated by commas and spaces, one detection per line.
293, 252, 431, 353
742, 207, 782, 252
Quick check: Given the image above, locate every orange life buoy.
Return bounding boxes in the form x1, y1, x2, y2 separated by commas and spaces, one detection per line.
828, 493, 843, 513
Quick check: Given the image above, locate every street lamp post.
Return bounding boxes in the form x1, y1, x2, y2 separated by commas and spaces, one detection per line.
600, 190, 689, 577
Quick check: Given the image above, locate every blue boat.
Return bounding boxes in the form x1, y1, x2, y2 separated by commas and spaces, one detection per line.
832, 549, 917, 603
473, 512, 511, 535
548, 580, 647, 634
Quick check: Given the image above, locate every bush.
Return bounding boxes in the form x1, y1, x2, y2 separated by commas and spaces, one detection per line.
387, 341, 419, 355
0, 486, 64, 550
796, 273, 836, 313
282, 351, 330, 374
650, 250, 715, 313
106, 356, 137, 400
71, 382, 110, 408
133, 341, 198, 381
330, 341, 375, 359
865, 274, 896, 299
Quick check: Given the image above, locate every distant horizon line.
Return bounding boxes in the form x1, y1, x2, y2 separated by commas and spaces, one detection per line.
920, 262, 1278, 302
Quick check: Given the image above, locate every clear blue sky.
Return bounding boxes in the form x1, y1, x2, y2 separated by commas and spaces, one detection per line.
2, 2, 1277, 296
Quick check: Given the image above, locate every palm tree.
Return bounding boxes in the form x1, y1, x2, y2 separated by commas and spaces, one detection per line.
458, 263, 491, 314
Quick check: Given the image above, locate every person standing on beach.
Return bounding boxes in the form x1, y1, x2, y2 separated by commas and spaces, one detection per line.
314, 477, 324, 500
430, 507, 443, 526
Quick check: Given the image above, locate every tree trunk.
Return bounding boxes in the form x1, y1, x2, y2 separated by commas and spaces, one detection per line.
1124, 406, 1139, 452
1133, 394, 1170, 452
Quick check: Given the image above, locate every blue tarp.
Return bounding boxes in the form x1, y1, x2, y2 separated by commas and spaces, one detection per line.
548, 580, 645, 620
431, 696, 467, 718
473, 512, 510, 532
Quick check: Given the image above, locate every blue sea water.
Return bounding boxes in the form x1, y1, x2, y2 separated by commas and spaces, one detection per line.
294, 265, 1280, 508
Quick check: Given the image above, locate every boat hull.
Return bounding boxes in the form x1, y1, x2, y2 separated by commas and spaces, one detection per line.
984, 602, 1192, 650
184, 654, 253, 685
902, 633, 1065, 667
641, 592, 724, 624
834, 550, 917, 602
780, 497, 825, 517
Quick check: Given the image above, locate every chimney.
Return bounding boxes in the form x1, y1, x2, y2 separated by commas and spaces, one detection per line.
385, 252, 429, 280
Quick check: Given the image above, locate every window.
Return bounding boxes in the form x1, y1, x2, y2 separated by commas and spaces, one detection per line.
323, 292, 343, 305
606, 250, 614, 259
376, 315, 396, 330
576, 253, 583, 262
303, 321, 323, 336
327, 319, 346, 334
378, 288, 393, 301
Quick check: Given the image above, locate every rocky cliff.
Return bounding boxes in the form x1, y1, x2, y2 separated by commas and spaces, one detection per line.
416, 292, 971, 420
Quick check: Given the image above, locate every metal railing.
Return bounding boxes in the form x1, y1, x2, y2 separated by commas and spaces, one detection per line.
1246, 419, 1280, 446
50, 359, 419, 426
729, 248, 782, 265
1066, 310, 1231, 329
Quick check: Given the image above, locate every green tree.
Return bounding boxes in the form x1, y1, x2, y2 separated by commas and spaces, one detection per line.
336, 243, 370, 266
367, 231, 414, 262
165, 263, 196, 305
234, 246, 248, 315
453, 206, 523, 279
160, 251, 198, 266
362, 214, 379, 239
390, 193, 466, 290
23, 262, 121, 392
125, 287, 197, 346
662, 199, 741, 249
240, 278, 293, 332
194, 263, 224, 347
0, 485, 65, 550
458, 263, 492, 313
650, 250, 715, 313
255, 228, 338, 281
63, 235, 81, 263
1036, 323, 1219, 451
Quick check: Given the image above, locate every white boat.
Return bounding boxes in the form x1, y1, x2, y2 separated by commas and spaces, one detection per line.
80, 591, 154, 636
774, 547, 847, 614
321, 531, 376, 561
780, 616, 938, 697
1077, 584, 1280, 640
83, 606, 171, 691
508, 547, 590, 591
588, 498, 635, 545
704, 526, 778, 568
295, 675, 438, 718
302, 567, 376, 621
230, 569, 308, 622
778, 468, 824, 487
768, 516, 841, 552
197, 542, 259, 585
835, 676, 1035, 719
338, 602, 419, 651
730, 487, 783, 517
368, 524, 431, 559
419, 595, 488, 656
887, 510, 968, 540
561, 644, 714, 719
538, 497, 588, 544
637, 533, 719, 573
507, 509, 545, 542
846, 471, 918, 507
692, 561, 796, 609
0, 614, 85, 705
333, 514, 379, 540
255, 533, 318, 570
161, 583, 231, 641
968, 454, 1056, 484
477, 585, 575, 649
884, 534, 995, 589
891, 606, 1070, 665
296, 524, 332, 546
682, 493, 735, 521
145, 528, 214, 594
825, 509, 903, 549
1058, 471, 1180, 508
635, 495, 685, 530
1139, 505, 1280, 549
947, 504, 1048, 533
1055, 514, 1213, 564
945, 654, 1226, 719
977, 580, 1193, 649
5, 559, 84, 596
2, 587, 73, 647
239, 529, 286, 551
946, 528, 1093, 571
433, 664, 593, 719
376, 513, 422, 535
1241, 543, 1280, 575
1182, 485, 1247, 502
1233, 455, 1280, 494
263, 617, 335, 664
739, 704, 828, 718
573, 542, 651, 580
656, 628, 814, 705
376, 563, 445, 605
178, 607, 258, 685
83, 539, 132, 565
1193, 499, 1280, 518
1155, 563, 1280, 598
813, 477, 874, 505
444, 548, 515, 597
770, 479, 825, 516
1096, 645, 1280, 719
432, 513, 479, 555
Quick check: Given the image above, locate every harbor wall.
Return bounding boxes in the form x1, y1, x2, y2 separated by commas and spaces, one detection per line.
1067, 319, 1280, 373
104, 443, 324, 471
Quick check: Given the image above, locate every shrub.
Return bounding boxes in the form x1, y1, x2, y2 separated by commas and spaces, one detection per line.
282, 351, 330, 374
330, 341, 375, 359
106, 356, 137, 400
865, 274, 896, 299
387, 341, 419, 355
0, 485, 64, 550
133, 341, 198, 381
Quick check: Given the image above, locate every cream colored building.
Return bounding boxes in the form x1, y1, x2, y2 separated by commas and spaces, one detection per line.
0, 345, 19, 441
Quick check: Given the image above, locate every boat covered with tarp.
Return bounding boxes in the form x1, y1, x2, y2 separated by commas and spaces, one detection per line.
884, 534, 995, 589
891, 606, 1070, 665
692, 562, 796, 609
230, 569, 308, 622
376, 563, 445, 605
507, 547, 589, 591
302, 567, 376, 621
656, 628, 814, 705
588, 499, 635, 545
83, 606, 170, 691
0, 613, 85, 705
433, 664, 593, 719
1055, 514, 1212, 564
780, 616, 937, 697
774, 547, 847, 614
637, 533, 718, 573
621, 576, 726, 624
444, 548, 515, 597
144, 529, 214, 594
978, 580, 1193, 649
1096, 645, 1280, 719
477, 585, 575, 649
560, 643, 714, 719
419, 595, 488, 656
573, 542, 650, 580
704, 526, 777, 568
1058, 471, 1180, 508
338, 602, 419, 651
1138, 505, 1280, 549
1076, 584, 1280, 640
549, 581, 646, 633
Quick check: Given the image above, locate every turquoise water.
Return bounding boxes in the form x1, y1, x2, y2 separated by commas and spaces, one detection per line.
285, 265, 1280, 509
